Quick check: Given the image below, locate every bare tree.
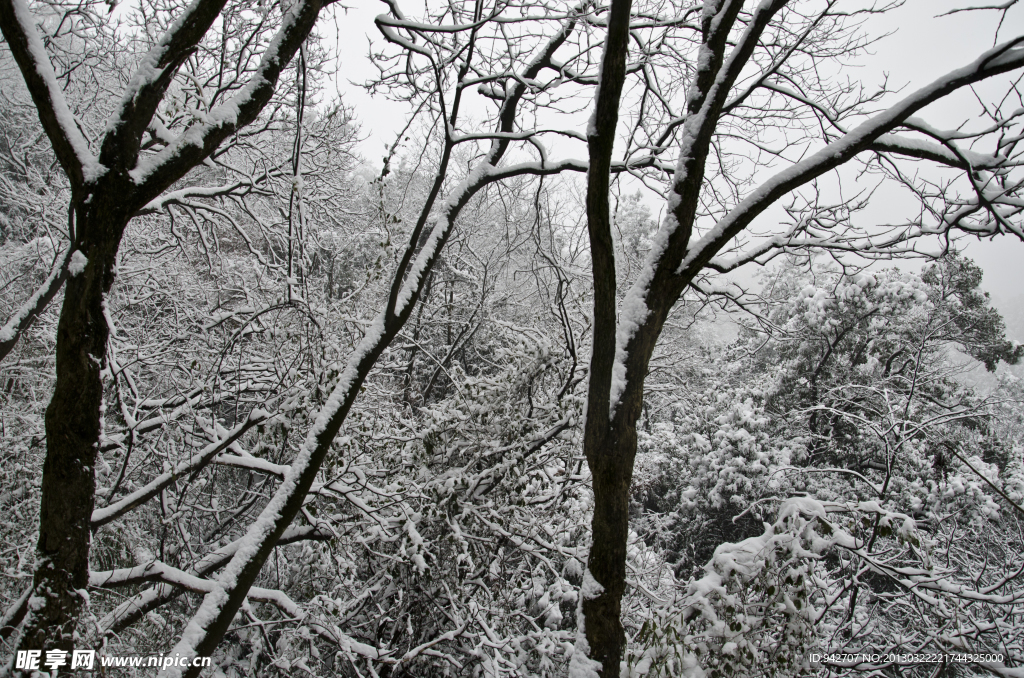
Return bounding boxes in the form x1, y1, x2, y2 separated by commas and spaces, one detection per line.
136, 1, 1023, 673
575, 1, 1024, 674
0, 0, 330, 660
3, 0, 1022, 674
133, 4, 609, 674
0, 5, 124, 363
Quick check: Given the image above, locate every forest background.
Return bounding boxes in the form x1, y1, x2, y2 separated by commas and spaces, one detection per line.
0, 0, 1024, 677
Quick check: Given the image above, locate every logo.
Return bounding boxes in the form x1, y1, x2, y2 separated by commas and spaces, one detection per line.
14, 649, 95, 673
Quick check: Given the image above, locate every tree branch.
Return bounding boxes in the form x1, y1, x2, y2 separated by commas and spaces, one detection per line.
0, 0, 104, 186
99, 0, 230, 170
128, 0, 324, 209
0, 245, 70, 363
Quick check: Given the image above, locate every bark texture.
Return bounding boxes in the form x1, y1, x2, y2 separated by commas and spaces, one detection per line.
20, 179, 134, 654
580, 0, 634, 673
580, 2, 777, 674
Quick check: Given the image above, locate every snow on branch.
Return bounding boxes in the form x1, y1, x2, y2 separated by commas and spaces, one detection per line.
0, 586, 32, 642
91, 560, 220, 593
160, 166, 485, 675
91, 408, 270, 528
0, 0, 105, 185
96, 525, 332, 637
375, 1, 504, 34
100, 0, 231, 167
869, 133, 1009, 170
89, 560, 326, 639
136, 178, 274, 216
603, 0, 791, 418
127, 0, 323, 207
678, 35, 1024, 278
655, 495, 1024, 676
160, 15, 585, 673
0, 245, 71, 363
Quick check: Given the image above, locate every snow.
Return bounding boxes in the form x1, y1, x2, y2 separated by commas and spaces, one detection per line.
393, 164, 489, 317
134, 546, 156, 566
1, 4, 1020, 669
873, 132, 1001, 169
0, 244, 68, 345
142, 180, 251, 213
10, 0, 106, 183
779, 496, 828, 522
580, 568, 604, 600
91, 409, 269, 527
164, 308, 388, 669
216, 453, 287, 477
128, 72, 505, 666
103, 0, 200, 138
609, 281, 652, 416
678, 34, 1024, 278
987, 44, 1024, 70
69, 250, 88, 276
0, 586, 32, 630
701, 0, 725, 25
607, 0, 763, 417
584, 53, 603, 139
158, 84, 528, 664
707, 531, 771, 580
97, 526, 329, 635
567, 568, 604, 678
127, 0, 296, 187
90, 560, 217, 594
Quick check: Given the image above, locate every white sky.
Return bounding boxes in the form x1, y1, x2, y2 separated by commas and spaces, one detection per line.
323, 3, 413, 160
323, 0, 1023, 310
858, 0, 1024, 308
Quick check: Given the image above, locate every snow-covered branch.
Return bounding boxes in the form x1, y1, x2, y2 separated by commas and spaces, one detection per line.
0, 246, 70, 363
91, 409, 270, 528
99, 0, 231, 172
0, 0, 105, 185
127, 0, 324, 208
680, 35, 1024, 278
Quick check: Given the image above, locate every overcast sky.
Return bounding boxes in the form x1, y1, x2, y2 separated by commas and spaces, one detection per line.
324, 0, 1023, 314
858, 0, 1024, 311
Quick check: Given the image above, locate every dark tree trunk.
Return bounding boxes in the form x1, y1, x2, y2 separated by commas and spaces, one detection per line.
17, 180, 133, 658
579, 0, 633, 673
582, 430, 636, 674
578, 3, 788, 673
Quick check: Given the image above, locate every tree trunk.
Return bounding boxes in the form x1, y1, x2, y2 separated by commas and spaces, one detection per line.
583, 337, 659, 674
1, 0, 324, 662
16, 181, 132, 658
578, 3, 776, 672
579, 0, 632, 673
582, 429, 636, 673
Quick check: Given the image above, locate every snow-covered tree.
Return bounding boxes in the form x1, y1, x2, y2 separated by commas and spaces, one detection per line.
629, 256, 1024, 676
573, 2, 1024, 672
2, 0, 1024, 675
0, 0, 332, 661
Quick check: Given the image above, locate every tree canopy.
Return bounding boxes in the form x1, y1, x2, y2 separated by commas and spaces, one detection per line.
0, 1, 1023, 677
